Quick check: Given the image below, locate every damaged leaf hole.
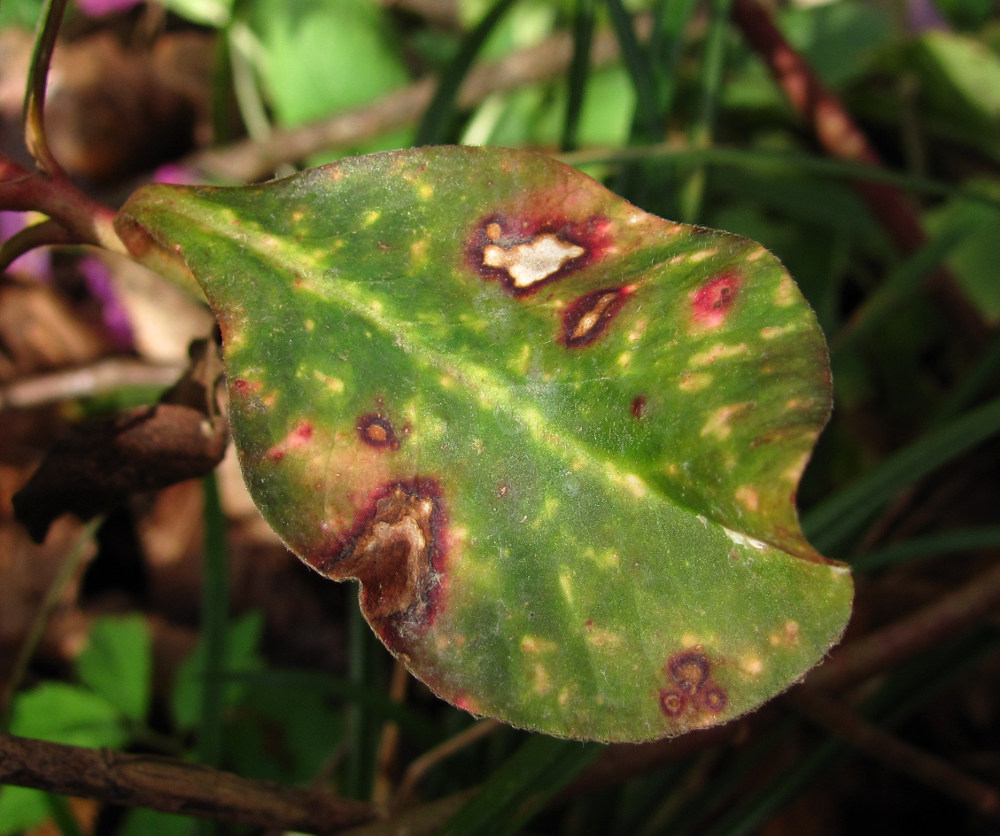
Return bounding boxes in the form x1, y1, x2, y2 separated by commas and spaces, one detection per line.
658, 649, 728, 719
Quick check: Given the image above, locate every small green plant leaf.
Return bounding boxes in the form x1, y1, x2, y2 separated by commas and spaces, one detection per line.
118, 146, 852, 741
76, 614, 152, 723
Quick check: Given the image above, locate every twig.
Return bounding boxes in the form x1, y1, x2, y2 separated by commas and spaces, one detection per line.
0, 359, 185, 410
182, 17, 651, 182
0, 517, 103, 729
808, 557, 1000, 691
371, 660, 409, 806
790, 688, 1000, 822
392, 719, 500, 808
23, 0, 69, 178
731, 0, 923, 252
730, 0, 985, 339
0, 732, 377, 833
0, 217, 75, 272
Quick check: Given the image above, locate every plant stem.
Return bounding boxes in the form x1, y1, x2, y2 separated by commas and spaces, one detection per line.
0, 732, 376, 831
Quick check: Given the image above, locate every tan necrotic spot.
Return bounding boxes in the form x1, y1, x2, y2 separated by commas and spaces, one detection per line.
562, 286, 635, 348
483, 232, 585, 289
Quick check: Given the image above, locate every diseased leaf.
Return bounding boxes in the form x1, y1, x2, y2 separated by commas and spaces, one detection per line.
118, 146, 852, 742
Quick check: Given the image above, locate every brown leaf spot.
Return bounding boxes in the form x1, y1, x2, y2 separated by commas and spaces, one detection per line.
668, 650, 711, 693
332, 480, 447, 648
631, 395, 648, 419
357, 414, 399, 450
562, 286, 635, 348
700, 685, 728, 714
690, 273, 740, 329
468, 214, 612, 297
659, 689, 686, 717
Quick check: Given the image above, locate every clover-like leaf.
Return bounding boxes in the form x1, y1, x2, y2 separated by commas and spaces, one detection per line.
118, 147, 852, 741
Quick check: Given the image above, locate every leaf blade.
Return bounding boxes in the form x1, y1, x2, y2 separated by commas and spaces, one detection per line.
119, 146, 851, 741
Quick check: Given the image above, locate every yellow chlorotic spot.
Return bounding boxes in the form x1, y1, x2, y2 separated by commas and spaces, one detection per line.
618, 352, 632, 368
363, 210, 380, 227
624, 473, 647, 498
688, 247, 719, 263
700, 403, 749, 440
304, 318, 315, 332
742, 655, 764, 676
410, 239, 429, 264
785, 620, 800, 644
774, 275, 796, 307
735, 485, 760, 512
482, 233, 585, 288
418, 183, 433, 199
746, 247, 766, 262
761, 324, 797, 340
681, 633, 701, 648
678, 371, 713, 392
291, 210, 305, 223
628, 319, 648, 343
690, 342, 749, 367
559, 570, 575, 605
783, 451, 811, 483
370, 299, 383, 313
531, 663, 552, 696
439, 375, 455, 389
521, 635, 558, 654
668, 254, 687, 266
509, 344, 531, 375
558, 688, 573, 707
585, 628, 623, 648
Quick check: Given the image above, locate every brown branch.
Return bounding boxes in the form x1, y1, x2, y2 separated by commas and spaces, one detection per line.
807, 557, 1000, 691
731, 0, 985, 339
183, 18, 650, 183
731, 0, 925, 253
0, 732, 377, 833
790, 689, 1000, 822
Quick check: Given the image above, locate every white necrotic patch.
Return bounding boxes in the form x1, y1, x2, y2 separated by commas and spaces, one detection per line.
483, 233, 585, 288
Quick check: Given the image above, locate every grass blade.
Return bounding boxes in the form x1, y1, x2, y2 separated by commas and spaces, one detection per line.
804, 397, 1000, 554
415, 0, 519, 146
437, 735, 602, 836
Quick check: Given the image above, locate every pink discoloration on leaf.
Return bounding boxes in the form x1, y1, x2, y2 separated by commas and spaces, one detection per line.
266, 421, 314, 462
691, 273, 741, 329
467, 213, 613, 296
562, 285, 636, 348
230, 378, 261, 396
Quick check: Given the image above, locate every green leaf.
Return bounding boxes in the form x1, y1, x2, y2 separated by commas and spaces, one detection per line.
76, 614, 152, 723
247, 0, 408, 128
10, 682, 127, 748
0, 787, 48, 836
118, 146, 852, 742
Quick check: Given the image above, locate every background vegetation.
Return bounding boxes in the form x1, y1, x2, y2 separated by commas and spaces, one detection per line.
1, 0, 999, 833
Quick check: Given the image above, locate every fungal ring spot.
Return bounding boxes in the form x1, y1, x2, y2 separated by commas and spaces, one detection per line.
482, 232, 585, 289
